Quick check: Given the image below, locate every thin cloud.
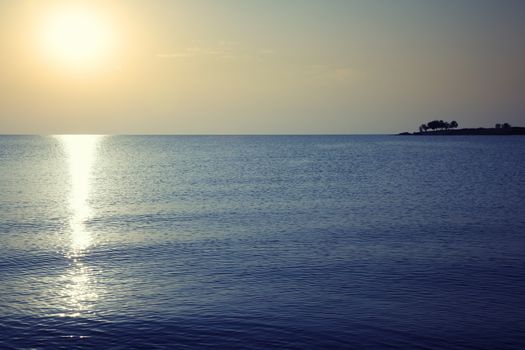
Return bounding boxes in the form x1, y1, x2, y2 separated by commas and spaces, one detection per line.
156, 52, 195, 58
157, 42, 277, 62
259, 49, 275, 55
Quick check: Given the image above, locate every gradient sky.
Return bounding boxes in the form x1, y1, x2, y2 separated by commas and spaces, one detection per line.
1, 0, 524, 134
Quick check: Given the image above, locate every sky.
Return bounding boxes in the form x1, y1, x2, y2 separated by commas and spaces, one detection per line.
0, 0, 524, 134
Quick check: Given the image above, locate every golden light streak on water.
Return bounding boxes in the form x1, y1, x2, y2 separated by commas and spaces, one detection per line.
60, 135, 101, 253
56, 135, 103, 317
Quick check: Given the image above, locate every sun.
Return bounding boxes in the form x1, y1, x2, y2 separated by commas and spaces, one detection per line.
40, 6, 114, 71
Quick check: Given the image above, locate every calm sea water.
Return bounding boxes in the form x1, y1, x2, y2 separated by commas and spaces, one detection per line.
1, 135, 524, 349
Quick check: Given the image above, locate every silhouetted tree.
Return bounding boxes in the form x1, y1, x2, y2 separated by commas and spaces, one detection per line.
450, 121, 458, 129
495, 123, 501, 129
502, 122, 511, 129
419, 124, 428, 133
427, 120, 440, 131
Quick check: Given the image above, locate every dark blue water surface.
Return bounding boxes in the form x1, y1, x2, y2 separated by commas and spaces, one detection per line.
1, 135, 525, 349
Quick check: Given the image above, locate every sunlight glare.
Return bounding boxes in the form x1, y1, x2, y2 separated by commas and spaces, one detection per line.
56, 135, 103, 318
40, 7, 113, 71
60, 135, 102, 253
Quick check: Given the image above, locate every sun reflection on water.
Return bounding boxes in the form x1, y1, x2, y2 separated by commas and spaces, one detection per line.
61, 135, 101, 253
57, 135, 103, 317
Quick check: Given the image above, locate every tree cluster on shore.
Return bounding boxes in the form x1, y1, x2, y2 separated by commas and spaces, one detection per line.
419, 120, 458, 132
495, 123, 511, 129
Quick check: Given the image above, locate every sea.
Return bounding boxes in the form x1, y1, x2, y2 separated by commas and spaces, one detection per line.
0, 135, 524, 349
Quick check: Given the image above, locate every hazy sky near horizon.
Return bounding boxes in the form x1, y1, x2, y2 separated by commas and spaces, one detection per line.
1, 0, 524, 134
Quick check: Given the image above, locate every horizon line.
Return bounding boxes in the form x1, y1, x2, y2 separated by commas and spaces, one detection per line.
0, 133, 400, 137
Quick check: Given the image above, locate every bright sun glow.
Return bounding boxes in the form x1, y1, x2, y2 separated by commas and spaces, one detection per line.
41, 7, 113, 71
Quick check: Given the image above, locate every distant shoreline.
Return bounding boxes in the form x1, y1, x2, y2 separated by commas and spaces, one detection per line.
399, 127, 525, 136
